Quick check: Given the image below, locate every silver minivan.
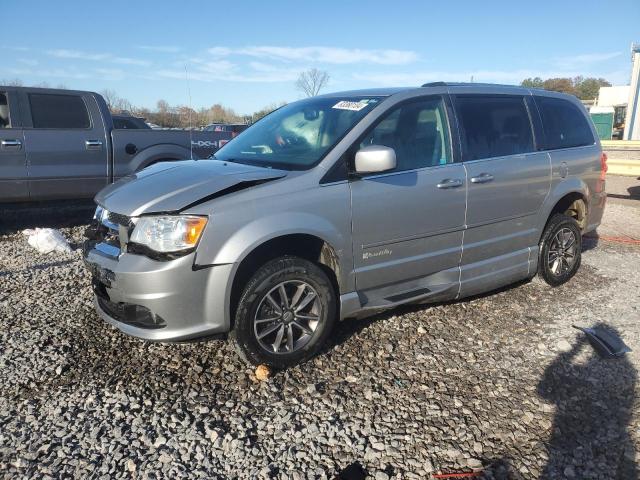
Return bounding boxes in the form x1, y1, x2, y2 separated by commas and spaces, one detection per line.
84, 83, 607, 367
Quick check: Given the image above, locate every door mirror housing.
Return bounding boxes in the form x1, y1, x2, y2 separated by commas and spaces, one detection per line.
354, 145, 396, 174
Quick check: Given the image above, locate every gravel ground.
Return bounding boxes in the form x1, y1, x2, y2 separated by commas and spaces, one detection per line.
1, 183, 639, 479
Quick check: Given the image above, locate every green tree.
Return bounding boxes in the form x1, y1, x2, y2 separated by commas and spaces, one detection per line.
574, 77, 611, 100
520, 76, 612, 100
521, 77, 544, 88
542, 78, 576, 96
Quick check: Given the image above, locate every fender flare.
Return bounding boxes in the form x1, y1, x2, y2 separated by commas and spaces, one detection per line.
129, 143, 193, 172
537, 177, 590, 236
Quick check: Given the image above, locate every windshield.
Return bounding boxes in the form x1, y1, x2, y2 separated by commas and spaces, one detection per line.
214, 96, 383, 170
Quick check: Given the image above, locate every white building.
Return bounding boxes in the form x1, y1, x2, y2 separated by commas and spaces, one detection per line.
597, 86, 630, 107
624, 44, 640, 140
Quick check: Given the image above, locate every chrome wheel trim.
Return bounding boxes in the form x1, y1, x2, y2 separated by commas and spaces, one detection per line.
547, 227, 578, 276
253, 280, 321, 354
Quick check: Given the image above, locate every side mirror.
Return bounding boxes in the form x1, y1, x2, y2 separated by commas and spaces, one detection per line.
354, 145, 396, 174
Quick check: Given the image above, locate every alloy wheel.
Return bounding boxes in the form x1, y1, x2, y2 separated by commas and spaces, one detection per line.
253, 280, 322, 354
547, 227, 577, 276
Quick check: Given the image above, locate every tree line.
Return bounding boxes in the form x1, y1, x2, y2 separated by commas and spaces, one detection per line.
520, 76, 611, 100
100, 89, 285, 128
3, 71, 612, 129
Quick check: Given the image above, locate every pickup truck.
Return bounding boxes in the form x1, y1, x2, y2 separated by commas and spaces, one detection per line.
0, 86, 232, 203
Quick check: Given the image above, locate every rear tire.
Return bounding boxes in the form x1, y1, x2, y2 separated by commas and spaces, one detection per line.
538, 214, 582, 286
230, 256, 337, 368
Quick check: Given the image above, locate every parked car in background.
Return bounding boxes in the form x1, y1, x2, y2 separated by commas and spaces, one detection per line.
0, 86, 235, 202
84, 83, 606, 368
203, 123, 248, 145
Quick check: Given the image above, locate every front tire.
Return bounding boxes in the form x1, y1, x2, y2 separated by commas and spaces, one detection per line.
538, 214, 582, 286
231, 256, 337, 368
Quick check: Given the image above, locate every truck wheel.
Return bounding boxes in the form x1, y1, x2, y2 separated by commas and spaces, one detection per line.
538, 214, 582, 286
231, 256, 337, 368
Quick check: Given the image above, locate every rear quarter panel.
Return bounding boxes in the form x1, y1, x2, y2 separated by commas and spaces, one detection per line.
110, 130, 230, 178
542, 144, 604, 233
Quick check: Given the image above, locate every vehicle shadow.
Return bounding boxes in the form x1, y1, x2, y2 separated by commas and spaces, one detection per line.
627, 183, 640, 199
583, 231, 599, 252
0, 200, 94, 235
325, 277, 533, 355
537, 324, 637, 479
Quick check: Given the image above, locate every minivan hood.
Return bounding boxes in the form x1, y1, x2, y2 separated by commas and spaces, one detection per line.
95, 160, 287, 217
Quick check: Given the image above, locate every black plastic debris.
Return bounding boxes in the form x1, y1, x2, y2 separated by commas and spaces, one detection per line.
572, 325, 632, 358
336, 462, 367, 480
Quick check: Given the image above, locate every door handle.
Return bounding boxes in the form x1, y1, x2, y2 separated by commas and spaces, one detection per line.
1, 139, 22, 149
470, 173, 494, 184
85, 140, 103, 150
436, 178, 464, 189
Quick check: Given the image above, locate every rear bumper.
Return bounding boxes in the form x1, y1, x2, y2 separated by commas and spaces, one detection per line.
84, 248, 234, 342
586, 188, 607, 233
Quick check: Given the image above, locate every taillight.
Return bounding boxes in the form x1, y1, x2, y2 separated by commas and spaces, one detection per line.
600, 152, 608, 181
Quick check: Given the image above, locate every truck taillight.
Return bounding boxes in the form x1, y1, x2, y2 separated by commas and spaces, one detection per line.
600, 152, 608, 180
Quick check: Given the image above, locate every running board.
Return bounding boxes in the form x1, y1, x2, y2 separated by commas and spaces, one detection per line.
340, 283, 458, 319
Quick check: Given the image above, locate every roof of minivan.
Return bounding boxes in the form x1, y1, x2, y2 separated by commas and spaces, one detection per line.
316, 82, 550, 99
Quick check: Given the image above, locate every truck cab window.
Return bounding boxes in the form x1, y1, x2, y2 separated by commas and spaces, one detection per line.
0, 93, 10, 128
29, 94, 90, 129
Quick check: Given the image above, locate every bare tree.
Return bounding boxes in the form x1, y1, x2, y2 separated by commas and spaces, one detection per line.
100, 89, 119, 111
1, 78, 24, 86
295, 68, 329, 97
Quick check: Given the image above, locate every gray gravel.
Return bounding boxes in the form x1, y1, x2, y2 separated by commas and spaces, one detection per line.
1, 193, 639, 479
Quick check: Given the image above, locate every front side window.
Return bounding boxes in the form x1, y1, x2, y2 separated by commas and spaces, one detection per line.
0, 93, 10, 128
535, 96, 594, 150
359, 97, 452, 172
214, 96, 383, 170
29, 94, 90, 129
456, 95, 534, 160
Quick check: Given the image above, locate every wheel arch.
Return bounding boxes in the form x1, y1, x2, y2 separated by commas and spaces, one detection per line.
539, 177, 590, 241
128, 143, 192, 172
227, 233, 342, 326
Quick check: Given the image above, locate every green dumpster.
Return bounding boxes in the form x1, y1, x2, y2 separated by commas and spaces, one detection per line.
590, 111, 614, 140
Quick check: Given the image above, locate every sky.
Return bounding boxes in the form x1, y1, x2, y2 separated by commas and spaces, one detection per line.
2, 0, 639, 114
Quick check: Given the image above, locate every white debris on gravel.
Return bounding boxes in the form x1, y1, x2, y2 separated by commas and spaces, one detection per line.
0, 208, 639, 479
22, 228, 72, 254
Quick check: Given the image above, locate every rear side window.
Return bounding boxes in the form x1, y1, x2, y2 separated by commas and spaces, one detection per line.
29, 94, 90, 129
113, 118, 137, 129
0, 92, 10, 128
455, 96, 534, 160
536, 96, 594, 149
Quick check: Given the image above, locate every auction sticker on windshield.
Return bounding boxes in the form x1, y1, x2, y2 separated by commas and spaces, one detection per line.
332, 100, 369, 111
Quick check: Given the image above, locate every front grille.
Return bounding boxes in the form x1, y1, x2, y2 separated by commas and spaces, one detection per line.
84, 210, 133, 259
107, 211, 132, 229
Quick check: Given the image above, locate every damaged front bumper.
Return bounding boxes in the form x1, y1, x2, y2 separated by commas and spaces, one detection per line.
84, 233, 233, 342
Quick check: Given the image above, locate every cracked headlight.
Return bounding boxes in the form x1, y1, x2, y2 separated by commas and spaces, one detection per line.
129, 215, 208, 253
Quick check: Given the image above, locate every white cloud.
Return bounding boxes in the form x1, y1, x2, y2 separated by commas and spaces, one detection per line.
554, 51, 622, 68
94, 68, 126, 80
137, 45, 181, 53
18, 58, 39, 67
46, 49, 151, 66
208, 46, 418, 65
112, 57, 151, 66
47, 49, 110, 61
7, 67, 91, 80
2, 46, 30, 51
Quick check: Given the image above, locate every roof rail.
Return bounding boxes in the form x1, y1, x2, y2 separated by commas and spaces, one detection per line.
421, 81, 523, 88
